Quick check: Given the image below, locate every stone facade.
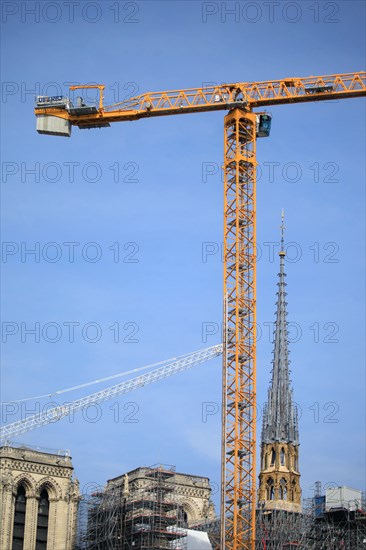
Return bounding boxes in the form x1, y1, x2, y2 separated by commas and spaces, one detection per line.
258, 441, 301, 513
107, 466, 216, 526
0, 445, 80, 550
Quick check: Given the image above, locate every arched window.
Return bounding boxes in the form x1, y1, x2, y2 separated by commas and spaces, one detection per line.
12, 485, 26, 550
291, 479, 296, 501
35, 489, 49, 550
266, 478, 274, 501
280, 448, 285, 466
181, 501, 197, 525
270, 448, 276, 467
265, 452, 268, 469
279, 478, 287, 500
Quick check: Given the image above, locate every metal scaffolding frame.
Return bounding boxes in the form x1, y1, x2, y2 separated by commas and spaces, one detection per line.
256, 504, 311, 549
190, 496, 366, 549
76, 466, 187, 550
303, 496, 366, 550
255, 496, 366, 549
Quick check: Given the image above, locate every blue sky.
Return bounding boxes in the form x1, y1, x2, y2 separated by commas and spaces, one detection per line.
1, 0, 365, 509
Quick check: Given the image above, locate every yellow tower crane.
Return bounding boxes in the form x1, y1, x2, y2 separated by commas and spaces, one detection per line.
34, 72, 366, 550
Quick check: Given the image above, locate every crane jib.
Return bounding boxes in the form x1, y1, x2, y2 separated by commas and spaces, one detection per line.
34, 72, 366, 137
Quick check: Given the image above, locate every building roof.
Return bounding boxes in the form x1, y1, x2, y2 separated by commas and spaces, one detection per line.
0, 444, 73, 468
108, 465, 210, 485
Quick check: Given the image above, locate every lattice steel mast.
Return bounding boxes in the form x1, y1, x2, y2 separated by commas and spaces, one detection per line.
221, 109, 257, 550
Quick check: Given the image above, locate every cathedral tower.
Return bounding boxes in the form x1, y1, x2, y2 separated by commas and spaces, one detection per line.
258, 213, 301, 512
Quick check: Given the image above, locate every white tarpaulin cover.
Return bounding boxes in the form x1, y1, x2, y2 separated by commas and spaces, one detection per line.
186, 529, 212, 550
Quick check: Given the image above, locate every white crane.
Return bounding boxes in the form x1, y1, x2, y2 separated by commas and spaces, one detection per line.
0, 344, 222, 444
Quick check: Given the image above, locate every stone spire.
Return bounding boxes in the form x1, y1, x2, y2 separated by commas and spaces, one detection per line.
262, 211, 299, 445
258, 212, 301, 512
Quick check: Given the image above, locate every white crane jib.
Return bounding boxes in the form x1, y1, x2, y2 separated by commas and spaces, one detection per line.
0, 344, 222, 443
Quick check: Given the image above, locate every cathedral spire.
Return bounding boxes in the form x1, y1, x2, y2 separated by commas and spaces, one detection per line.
258, 213, 301, 512
262, 211, 299, 445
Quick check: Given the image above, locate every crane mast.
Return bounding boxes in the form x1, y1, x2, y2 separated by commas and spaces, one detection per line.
221, 109, 258, 550
33, 72, 366, 550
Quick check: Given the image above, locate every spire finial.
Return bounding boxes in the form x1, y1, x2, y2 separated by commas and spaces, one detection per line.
280, 209, 286, 256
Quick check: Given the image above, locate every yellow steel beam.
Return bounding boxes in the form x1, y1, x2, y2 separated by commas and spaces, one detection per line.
35, 72, 366, 127
222, 109, 257, 550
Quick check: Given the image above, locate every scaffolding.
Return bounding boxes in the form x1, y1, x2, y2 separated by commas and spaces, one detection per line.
304, 496, 366, 549
190, 516, 221, 549
255, 503, 312, 549
254, 497, 366, 549
189, 497, 366, 550
76, 475, 365, 550
76, 466, 187, 550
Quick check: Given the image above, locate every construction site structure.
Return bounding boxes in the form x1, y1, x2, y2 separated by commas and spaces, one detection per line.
190, 516, 221, 549
107, 467, 215, 527
194, 494, 366, 549
33, 72, 366, 550
76, 465, 187, 550
302, 490, 366, 550
256, 502, 310, 549
76, 492, 366, 550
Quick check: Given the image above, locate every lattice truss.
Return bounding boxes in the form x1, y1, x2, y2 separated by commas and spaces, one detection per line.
34, 73, 366, 127
222, 109, 257, 550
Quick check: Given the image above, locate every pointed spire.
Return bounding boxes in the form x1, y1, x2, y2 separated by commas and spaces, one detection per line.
262, 211, 299, 445
280, 208, 285, 253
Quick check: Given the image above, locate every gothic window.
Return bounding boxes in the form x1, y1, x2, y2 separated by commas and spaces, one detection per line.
12, 485, 26, 550
265, 452, 268, 469
35, 489, 49, 550
270, 448, 276, 466
294, 454, 298, 471
266, 478, 274, 501
280, 447, 285, 466
279, 478, 287, 500
291, 479, 296, 501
